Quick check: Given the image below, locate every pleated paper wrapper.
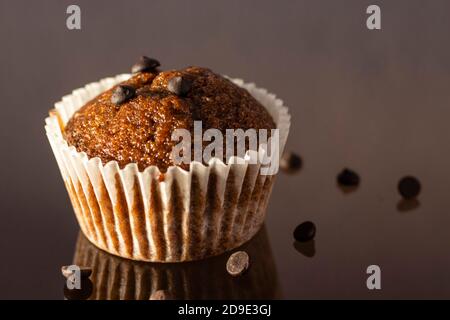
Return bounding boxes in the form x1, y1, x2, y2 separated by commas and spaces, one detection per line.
45, 74, 290, 262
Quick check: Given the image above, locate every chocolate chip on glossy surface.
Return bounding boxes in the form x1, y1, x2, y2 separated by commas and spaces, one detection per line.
61, 265, 92, 278
293, 221, 316, 242
337, 168, 360, 186
226, 251, 250, 276
280, 151, 302, 173
398, 176, 421, 199
111, 85, 135, 105
131, 56, 160, 73
167, 76, 191, 96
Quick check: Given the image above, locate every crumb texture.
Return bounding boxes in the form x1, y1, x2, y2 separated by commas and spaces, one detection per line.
64, 67, 275, 171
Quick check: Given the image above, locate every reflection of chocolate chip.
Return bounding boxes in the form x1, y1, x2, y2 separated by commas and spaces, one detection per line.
337, 168, 360, 186
397, 198, 421, 212
63, 278, 93, 300
111, 85, 135, 105
398, 176, 421, 199
131, 56, 160, 73
167, 76, 191, 96
226, 251, 249, 277
293, 221, 316, 242
61, 265, 92, 278
280, 151, 302, 173
293, 240, 316, 258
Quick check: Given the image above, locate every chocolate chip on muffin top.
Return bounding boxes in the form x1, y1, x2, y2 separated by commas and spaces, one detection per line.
64, 59, 275, 172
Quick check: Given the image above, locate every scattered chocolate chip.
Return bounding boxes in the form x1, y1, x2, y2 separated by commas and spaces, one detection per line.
280, 151, 302, 173
131, 56, 160, 73
293, 221, 316, 242
61, 265, 92, 278
111, 85, 135, 105
226, 251, 249, 276
398, 176, 421, 199
167, 76, 191, 96
337, 168, 360, 186
149, 290, 171, 300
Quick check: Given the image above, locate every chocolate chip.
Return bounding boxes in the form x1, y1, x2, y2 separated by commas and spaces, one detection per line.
167, 76, 191, 96
111, 85, 135, 105
293, 221, 316, 242
337, 168, 360, 186
131, 56, 160, 73
61, 265, 92, 279
226, 251, 249, 276
398, 176, 421, 199
280, 151, 302, 173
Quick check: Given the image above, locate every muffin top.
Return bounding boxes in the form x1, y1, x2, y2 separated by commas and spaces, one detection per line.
64, 60, 275, 172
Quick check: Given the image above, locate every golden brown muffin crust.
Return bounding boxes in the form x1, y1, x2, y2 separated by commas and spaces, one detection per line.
64, 67, 275, 171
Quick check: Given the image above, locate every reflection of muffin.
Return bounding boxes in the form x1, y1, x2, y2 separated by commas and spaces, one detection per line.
45, 59, 290, 262
73, 226, 281, 300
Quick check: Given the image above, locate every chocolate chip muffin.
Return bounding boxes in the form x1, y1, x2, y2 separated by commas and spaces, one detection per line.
45, 56, 290, 262
64, 65, 275, 172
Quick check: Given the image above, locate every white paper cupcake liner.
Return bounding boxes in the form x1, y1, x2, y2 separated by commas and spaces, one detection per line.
45, 74, 290, 262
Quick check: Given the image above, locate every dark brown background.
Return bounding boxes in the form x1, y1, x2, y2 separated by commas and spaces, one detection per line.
1, 0, 450, 299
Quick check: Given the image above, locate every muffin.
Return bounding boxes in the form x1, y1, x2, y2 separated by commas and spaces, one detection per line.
45, 56, 290, 262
